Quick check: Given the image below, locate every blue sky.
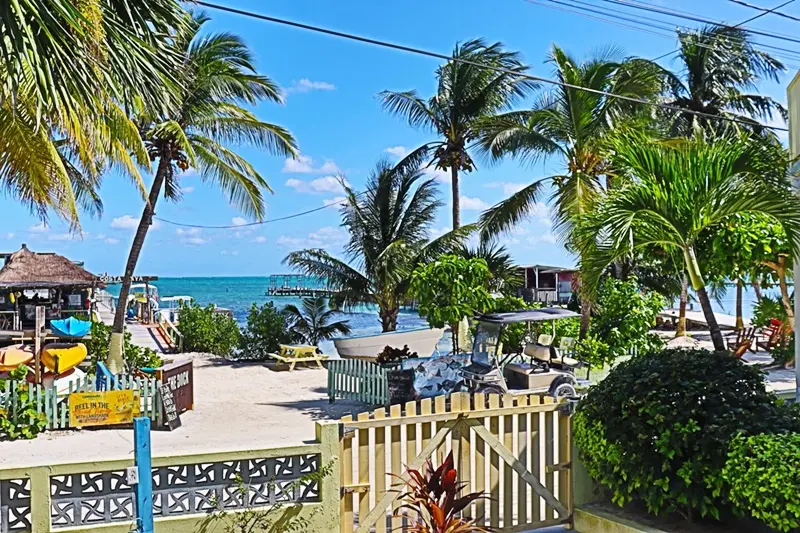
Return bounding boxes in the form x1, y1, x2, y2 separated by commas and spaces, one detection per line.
3, 0, 795, 276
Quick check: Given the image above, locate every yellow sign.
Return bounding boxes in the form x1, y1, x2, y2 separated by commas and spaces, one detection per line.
69, 390, 140, 427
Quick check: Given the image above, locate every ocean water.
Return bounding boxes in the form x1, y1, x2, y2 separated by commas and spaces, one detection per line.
106, 276, 432, 354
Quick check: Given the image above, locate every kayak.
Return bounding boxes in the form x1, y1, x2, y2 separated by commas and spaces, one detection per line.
0, 344, 34, 371
50, 317, 92, 338
41, 343, 88, 374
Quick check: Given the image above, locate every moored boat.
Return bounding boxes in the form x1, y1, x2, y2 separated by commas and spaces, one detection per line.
333, 327, 445, 361
0, 344, 34, 371
41, 343, 88, 374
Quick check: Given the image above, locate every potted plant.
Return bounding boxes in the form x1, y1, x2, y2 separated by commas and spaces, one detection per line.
377, 345, 418, 404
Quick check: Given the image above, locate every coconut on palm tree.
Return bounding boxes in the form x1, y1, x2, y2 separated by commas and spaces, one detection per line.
379, 39, 534, 229
285, 159, 473, 332
580, 131, 800, 351
477, 45, 663, 336
283, 297, 351, 346
108, 14, 297, 371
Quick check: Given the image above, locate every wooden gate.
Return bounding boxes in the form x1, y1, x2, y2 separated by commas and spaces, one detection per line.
339, 392, 572, 532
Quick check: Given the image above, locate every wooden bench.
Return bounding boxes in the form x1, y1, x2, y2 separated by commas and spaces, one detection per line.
268, 344, 328, 371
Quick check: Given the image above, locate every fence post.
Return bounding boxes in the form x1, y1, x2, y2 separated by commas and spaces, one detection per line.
29, 466, 51, 533
315, 420, 341, 531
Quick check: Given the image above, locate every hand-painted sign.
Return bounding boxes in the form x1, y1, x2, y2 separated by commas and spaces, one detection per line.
98, 274, 159, 284
158, 383, 182, 431
156, 360, 193, 413
69, 390, 140, 427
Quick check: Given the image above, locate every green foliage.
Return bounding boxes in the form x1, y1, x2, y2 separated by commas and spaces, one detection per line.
238, 302, 291, 361
723, 433, 800, 532
0, 366, 47, 440
197, 462, 333, 533
770, 331, 795, 367
411, 255, 493, 352
376, 345, 418, 365
752, 295, 788, 328
178, 302, 241, 357
490, 295, 536, 354
282, 297, 351, 346
86, 321, 162, 372
573, 334, 613, 369
575, 349, 800, 520
591, 277, 665, 358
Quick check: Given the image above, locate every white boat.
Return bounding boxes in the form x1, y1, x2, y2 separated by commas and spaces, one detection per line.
333, 327, 445, 360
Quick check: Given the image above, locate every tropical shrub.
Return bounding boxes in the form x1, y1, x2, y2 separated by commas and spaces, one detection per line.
178, 302, 241, 357
591, 277, 665, 358
575, 349, 800, 520
411, 255, 493, 353
0, 366, 47, 440
770, 331, 795, 367
723, 432, 800, 532
283, 297, 350, 346
752, 295, 789, 328
238, 302, 291, 360
490, 295, 536, 354
376, 345, 418, 365
86, 321, 162, 372
573, 334, 613, 370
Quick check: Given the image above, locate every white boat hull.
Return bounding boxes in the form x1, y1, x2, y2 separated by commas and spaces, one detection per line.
334, 328, 445, 360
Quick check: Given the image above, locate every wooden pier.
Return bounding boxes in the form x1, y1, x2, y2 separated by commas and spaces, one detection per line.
265, 274, 335, 298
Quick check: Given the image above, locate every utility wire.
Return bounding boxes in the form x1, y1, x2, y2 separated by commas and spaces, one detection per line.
727, 0, 800, 23
193, 1, 789, 132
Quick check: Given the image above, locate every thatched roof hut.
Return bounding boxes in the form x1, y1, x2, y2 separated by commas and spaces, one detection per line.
0, 244, 100, 289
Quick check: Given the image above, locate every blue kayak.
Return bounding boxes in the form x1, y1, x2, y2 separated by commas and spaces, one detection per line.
50, 316, 92, 338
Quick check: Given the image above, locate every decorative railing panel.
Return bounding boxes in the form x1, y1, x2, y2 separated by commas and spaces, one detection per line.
0, 479, 31, 533
49, 454, 321, 529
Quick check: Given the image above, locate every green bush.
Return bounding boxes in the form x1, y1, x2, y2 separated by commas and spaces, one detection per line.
85, 321, 162, 372
178, 302, 241, 357
490, 296, 536, 354
591, 277, 665, 358
723, 432, 800, 532
573, 334, 613, 369
0, 366, 47, 440
752, 295, 789, 328
238, 302, 291, 360
575, 349, 800, 520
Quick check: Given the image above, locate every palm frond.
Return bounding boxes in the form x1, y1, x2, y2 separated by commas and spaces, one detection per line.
479, 179, 548, 241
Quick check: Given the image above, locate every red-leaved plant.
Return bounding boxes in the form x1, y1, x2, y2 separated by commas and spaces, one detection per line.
394, 451, 491, 533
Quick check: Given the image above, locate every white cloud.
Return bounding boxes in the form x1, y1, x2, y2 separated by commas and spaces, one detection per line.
253, 236, 267, 244
285, 176, 347, 195
277, 226, 348, 249
531, 202, 552, 226
425, 167, 451, 184
384, 146, 409, 158
176, 227, 202, 236
184, 237, 206, 245
528, 233, 557, 245
282, 153, 341, 174
29, 222, 48, 233
486, 181, 528, 196
231, 217, 247, 227
286, 78, 336, 94
323, 196, 346, 207
460, 196, 491, 211
48, 232, 83, 241
182, 186, 195, 194
5, 233, 14, 240
221, 250, 240, 256
105, 238, 120, 245
111, 215, 159, 230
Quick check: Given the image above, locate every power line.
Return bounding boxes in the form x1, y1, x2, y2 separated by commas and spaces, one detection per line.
193, 1, 789, 132
728, 0, 800, 23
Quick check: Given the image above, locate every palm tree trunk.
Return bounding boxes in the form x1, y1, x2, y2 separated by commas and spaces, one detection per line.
108, 153, 170, 372
752, 279, 763, 303
676, 274, 688, 337
683, 246, 725, 351
450, 166, 460, 230
379, 306, 399, 332
579, 293, 591, 339
735, 279, 744, 330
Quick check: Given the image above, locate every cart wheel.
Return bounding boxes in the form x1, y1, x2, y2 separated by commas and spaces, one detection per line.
476, 383, 505, 395
551, 382, 576, 400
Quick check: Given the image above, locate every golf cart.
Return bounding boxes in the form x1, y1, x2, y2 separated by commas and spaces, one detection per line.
460, 308, 588, 399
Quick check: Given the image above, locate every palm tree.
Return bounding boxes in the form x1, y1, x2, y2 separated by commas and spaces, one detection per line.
285, 160, 473, 332
663, 25, 786, 135
379, 39, 535, 229
283, 297, 352, 346
458, 240, 522, 294
108, 14, 297, 370
477, 45, 664, 336
581, 132, 800, 351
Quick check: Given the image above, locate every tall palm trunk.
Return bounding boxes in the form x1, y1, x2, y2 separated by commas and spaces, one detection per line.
752, 279, 763, 302
579, 293, 592, 339
108, 152, 170, 372
379, 306, 399, 332
676, 274, 688, 337
735, 279, 744, 330
683, 246, 725, 351
450, 166, 460, 229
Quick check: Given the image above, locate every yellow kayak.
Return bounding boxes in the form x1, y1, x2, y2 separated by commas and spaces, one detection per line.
41, 343, 88, 374
0, 345, 34, 371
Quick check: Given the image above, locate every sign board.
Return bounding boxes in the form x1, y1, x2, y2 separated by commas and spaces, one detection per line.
156, 360, 193, 413
98, 274, 158, 284
69, 390, 140, 427
158, 383, 182, 431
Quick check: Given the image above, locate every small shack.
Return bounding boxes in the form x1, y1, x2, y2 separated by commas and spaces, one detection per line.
0, 244, 102, 331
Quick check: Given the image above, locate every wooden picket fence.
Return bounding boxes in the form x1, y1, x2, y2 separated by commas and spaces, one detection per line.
339, 392, 573, 532
0, 374, 162, 430
328, 359, 389, 405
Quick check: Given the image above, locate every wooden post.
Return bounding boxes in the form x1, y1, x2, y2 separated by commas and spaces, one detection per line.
34, 306, 45, 384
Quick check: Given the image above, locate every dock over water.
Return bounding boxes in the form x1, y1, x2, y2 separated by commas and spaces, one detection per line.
96, 300, 167, 353
265, 274, 335, 298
